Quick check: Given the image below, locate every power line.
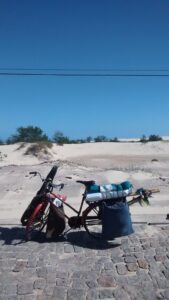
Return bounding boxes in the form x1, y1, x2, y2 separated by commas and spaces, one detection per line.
0, 72, 169, 77
0, 68, 169, 77
0, 68, 169, 72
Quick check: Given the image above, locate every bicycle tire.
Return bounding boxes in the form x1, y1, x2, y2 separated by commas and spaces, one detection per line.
21, 195, 43, 226
26, 202, 49, 241
45, 165, 58, 181
37, 165, 58, 195
83, 203, 103, 239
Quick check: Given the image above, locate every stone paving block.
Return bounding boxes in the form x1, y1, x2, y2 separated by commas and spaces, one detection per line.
99, 288, 114, 299
36, 267, 47, 278
103, 261, 115, 271
17, 282, 34, 295
85, 279, 98, 289
86, 289, 99, 300
92, 263, 103, 271
111, 255, 124, 263
125, 284, 152, 300
136, 269, 151, 282
43, 285, 55, 296
116, 263, 128, 275
18, 295, 37, 300
64, 244, 75, 253
67, 288, 86, 300
115, 275, 128, 285
71, 278, 87, 289
56, 277, 70, 287
163, 269, 169, 280
23, 267, 37, 277
124, 255, 137, 263
55, 271, 69, 279
46, 273, 56, 284
126, 274, 139, 285
27, 257, 37, 268
2, 284, 17, 295
137, 258, 148, 269
154, 255, 166, 262
74, 246, 84, 253
112, 287, 130, 300
160, 289, 169, 299
97, 275, 117, 287
52, 286, 67, 299
126, 262, 138, 272
34, 278, 46, 289
37, 296, 51, 300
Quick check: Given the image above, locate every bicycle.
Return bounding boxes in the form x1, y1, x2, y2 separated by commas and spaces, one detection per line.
21, 165, 159, 241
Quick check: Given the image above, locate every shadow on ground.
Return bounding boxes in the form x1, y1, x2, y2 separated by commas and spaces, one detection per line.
0, 226, 120, 250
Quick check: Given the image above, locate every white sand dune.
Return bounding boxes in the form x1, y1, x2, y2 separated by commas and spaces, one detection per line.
0, 141, 169, 224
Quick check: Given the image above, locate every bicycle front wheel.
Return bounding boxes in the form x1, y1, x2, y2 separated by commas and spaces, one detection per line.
26, 202, 49, 241
37, 165, 58, 195
83, 203, 103, 239
45, 165, 58, 182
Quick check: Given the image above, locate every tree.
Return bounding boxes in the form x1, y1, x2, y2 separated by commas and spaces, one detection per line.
110, 137, 119, 142
94, 135, 108, 142
148, 134, 162, 142
140, 134, 147, 143
8, 126, 49, 143
53, 131, 70, 145
86, 136, 93, 143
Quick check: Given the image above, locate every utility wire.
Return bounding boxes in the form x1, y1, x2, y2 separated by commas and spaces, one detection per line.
0, 68, 169, 72
0, 72, 169, 77
0, 68, 169, 76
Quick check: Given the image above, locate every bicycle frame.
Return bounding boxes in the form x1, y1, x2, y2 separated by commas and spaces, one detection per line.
46, 189, 88, 224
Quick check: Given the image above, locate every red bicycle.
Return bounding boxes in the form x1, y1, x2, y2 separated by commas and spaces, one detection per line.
21, 165, 159, 241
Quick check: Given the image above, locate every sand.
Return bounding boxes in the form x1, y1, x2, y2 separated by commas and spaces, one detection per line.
0, 141, 169, 224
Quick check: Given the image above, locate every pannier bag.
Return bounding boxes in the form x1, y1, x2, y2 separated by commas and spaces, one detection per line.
102, 199, 134, 240
46, 204, 66, 238
85, 181, 133, 203
21, 195, 43, 226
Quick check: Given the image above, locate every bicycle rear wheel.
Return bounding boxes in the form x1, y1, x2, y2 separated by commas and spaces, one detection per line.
83, 203, 103, 239
26, 202, 49, 241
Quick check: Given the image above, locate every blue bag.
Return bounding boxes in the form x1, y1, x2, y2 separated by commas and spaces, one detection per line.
102, 199, 134, 240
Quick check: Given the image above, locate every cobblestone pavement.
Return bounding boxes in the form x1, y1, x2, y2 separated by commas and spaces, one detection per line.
0, 224, 169, 300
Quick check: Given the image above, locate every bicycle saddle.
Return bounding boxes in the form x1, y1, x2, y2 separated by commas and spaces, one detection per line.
76, 180, 95, 187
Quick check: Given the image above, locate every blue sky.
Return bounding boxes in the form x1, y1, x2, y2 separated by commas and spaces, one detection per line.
0, 0, 169, 140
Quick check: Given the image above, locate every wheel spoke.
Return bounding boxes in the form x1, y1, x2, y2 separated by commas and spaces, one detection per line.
83, 204, 103, 239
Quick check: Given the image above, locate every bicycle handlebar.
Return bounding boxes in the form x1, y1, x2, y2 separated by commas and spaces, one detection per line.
29, 171, 37, 175
130, 188, 160, 197
29, 168, 65, 193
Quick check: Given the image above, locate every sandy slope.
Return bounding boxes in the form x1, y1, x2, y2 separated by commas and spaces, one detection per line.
0, 141, 169, 224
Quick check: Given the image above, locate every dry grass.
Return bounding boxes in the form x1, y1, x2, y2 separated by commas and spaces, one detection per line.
24, 141, 53, 157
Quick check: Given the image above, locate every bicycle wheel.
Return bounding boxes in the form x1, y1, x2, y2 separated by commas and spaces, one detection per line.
37, 165, 58, 195
26, 202, 49, 241
45, 165, 58, 181
83, 203, 103, 239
